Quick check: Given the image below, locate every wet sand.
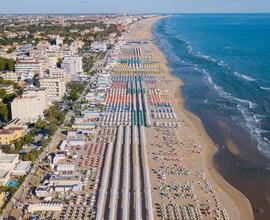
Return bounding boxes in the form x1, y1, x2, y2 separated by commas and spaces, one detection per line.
128, 16, 254, 220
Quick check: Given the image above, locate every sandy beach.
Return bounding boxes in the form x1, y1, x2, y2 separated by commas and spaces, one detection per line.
127, 16, 254, 220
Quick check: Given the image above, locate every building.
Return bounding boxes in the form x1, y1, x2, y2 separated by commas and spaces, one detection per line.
51, 152, 66, 164
49, 68, 71, 83
0, 119, 26, 145
56, 164, 75, 172
61, 56, 83, 76
39, 77, 66, 104
1, 71, 19, 82
49, 174, 81, 186
91, 41, 107, 52
0, 84, 14, 94
56, 36, 64, 46
11, 88, 48, 123
47, 57, 58, 68
12, 161, 31, 176
27, 202, 63, 213
0, 151, 19, 170
0, 150, 31, 185
0, 170, 11, 186
15, 58, 43, 75
35, 186, 52, 198
66, 131, 86, 146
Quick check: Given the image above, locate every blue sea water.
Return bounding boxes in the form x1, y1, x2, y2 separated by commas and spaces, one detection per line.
154, 14, 270, 161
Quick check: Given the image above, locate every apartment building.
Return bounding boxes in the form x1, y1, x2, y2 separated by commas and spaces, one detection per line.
61, 56, 83, 76
0, 119, 26, 145
11, 88, 48, 123
15, 58, 43, 75
39, 77, 66, 104
49, 67, 71, 83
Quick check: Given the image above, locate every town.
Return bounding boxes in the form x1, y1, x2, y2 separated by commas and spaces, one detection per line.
0, 14, 139, 218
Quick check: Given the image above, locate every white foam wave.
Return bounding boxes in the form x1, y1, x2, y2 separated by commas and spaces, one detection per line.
234, 71, 256, 82
203, 71, 270, 160
260, 86, 270, 91
217, 60, 228, 67
241, 74, 256, 81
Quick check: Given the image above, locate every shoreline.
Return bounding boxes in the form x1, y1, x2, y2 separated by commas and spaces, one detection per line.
130, 16, 254, 219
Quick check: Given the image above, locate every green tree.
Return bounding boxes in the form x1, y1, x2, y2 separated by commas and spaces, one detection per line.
69, 88, 78, 101
24, 134, 33, 144
0, 57, 15, 71
48, 123, 57, 136
0, 89, 7, 99
57, 57, 63, 68
0, 101, 8, 122
35, 119, 47, 129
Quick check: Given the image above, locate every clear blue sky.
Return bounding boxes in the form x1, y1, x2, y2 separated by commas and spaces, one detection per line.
0, 0, 270, 14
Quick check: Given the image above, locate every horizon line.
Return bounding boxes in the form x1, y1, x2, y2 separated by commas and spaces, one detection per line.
1, 12, 270, 16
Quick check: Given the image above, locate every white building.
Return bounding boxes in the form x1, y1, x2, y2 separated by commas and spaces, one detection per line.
0, 152, 19, 171
39, 77, 66, 104
0, 150, 31, 185
11, 88, 48, 123
49, 68, 71, 83
12, 161, 31, 176
27, 202, 63, 213
1, 71, 19, 82
56, 164, 75, 172
35, 186, 52, 198
49, 174, 81, 186
56, 36, 64, 46
47, 56, 58, 68
15, 58, 43, 76
61, 56, 83, 76
91, 41, 107, 52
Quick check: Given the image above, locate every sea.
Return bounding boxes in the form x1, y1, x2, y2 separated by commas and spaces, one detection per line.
154, 14, 270, 220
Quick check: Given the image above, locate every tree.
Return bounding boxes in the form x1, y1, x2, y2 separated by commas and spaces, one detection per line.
0, 57, 15, 71
48, 123, 57, 136
0, 101, 8, 122
69, 88, 78, 101
57, 57, 63, 68
22, 150, 39, 162
0, 89, 7, 99
24, 134, 33, 144
35, 119, 47, 129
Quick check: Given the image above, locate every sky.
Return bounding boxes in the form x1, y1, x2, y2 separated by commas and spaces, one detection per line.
0, 0, 270, 14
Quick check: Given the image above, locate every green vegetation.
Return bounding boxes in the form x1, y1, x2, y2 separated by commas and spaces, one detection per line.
0, 80, 23, 124
66, 81, 85, 101
45, 106, 65, 125
0, 57, 15, 71
57, 57, 64, 68
48, 123, 58, 136
83, 56, 95, 73
35, 119, 47, 129
0, 101, 8, 123
22, 149, 39, 162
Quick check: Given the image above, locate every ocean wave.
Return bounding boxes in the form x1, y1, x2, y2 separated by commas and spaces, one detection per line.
241, 74, 256, 81
233, 71, 256, 82
260, 86, 270, 91
203, 71, 270, 160
235, 98, 257, 109
217, 60, 228, 67
223, 46, 233, 50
